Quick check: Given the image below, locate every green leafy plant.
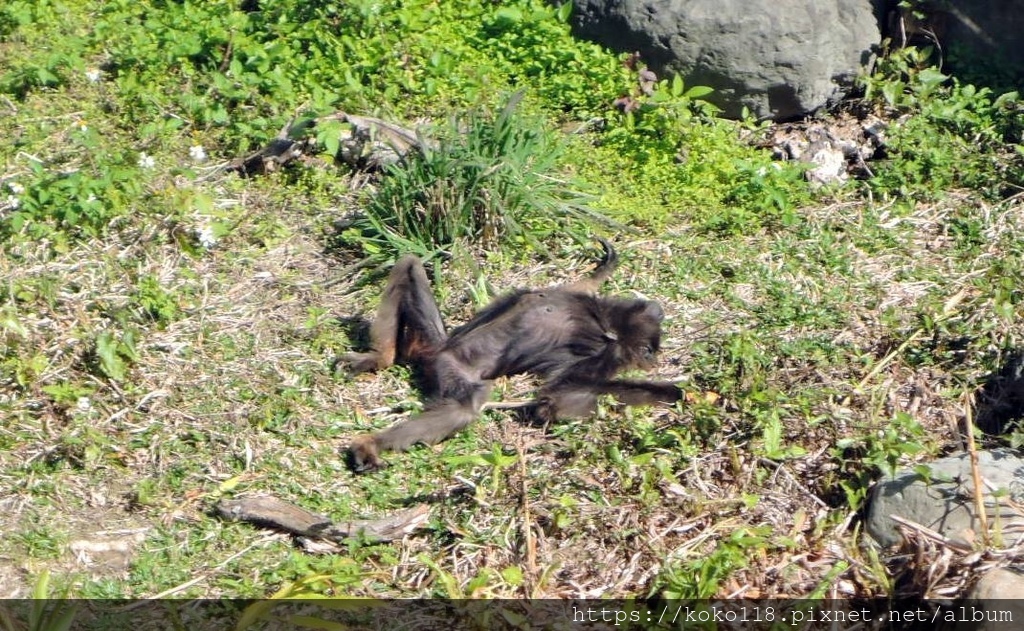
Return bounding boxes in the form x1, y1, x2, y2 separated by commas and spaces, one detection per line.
859, 45, 1023, 200
40, 382, 93, 408
835, 411, 929, 485
92, 330, 138, 382
659, 527, 769, 599
472, 0, 629, 117
2, 155, 145, 246
446, 443, 519, 491
568, 71, 812, 231
858, 45, 945, 109
0, 1, 79, 98
134, 275, 180, 328
235, 576, 381, 630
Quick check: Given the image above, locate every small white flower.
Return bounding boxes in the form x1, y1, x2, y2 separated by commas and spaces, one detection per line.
85, 68, 102, 82
77, 120, 88, 132
86, 194, 97, 203
5, 195, 19, 209
76, 396, 92, 412
189, 145, 207, 162
7, 182, 24, 194
196, 223, 217, 248
137, 153, 156, 169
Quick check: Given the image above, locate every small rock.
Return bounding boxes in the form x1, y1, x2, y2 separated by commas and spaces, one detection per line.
968, 567, 1024, 599
805, 143, 848, 187
759, 112, 886, 184
949, 569, 1024, 631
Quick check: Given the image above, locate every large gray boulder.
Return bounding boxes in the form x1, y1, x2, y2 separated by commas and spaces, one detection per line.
866, 449, 1024, 549
570, 0, 881, 120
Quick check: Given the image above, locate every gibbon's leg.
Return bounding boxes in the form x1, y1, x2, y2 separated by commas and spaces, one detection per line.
340, 255, 446, 372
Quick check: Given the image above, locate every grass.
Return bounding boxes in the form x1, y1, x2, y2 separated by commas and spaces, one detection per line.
1, 0, 1023, 616
347, 92, 605, 263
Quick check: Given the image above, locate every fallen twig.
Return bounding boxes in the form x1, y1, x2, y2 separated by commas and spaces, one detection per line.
216, 495, 430, 544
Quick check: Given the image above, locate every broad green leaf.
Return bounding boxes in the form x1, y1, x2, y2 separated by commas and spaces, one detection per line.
684, 85, 714, 98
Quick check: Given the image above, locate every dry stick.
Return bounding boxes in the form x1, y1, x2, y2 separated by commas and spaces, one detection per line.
516, 440, 537, 595
758, 457, 829, 509
849, 329, 924, 401
839, 326, 924, 407
889, 514, 972, 553
845, 290, 967, 404
964, 389, 989, 546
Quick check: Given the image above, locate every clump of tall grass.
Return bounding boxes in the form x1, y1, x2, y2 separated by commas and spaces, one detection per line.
350, 93, 604, 262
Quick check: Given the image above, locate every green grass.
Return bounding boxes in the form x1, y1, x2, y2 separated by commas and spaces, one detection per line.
1, 0, 1023, 616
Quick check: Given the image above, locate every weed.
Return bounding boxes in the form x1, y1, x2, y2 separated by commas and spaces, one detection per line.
2, 158, 145, 244
12, 529, 65, 561
659, 527, 770, 599
133, 275, 180, 328
567, 74, 812, 231
0, 571, 78, 631
91, 329, 138, 382
836, 411, 930, 480
446, 444, 518, 493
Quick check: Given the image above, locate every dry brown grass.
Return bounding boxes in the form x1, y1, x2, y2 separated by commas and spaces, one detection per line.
2, 167, 1023, 602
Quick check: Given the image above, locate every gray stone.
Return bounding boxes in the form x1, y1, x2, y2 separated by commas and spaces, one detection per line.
968, 567, 1024, 600
866, 449, 1024, 548
948, 569, 1024, 631
570, 0, 881, 120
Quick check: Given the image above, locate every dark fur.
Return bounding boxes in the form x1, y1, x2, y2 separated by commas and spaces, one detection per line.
340, 240, 682, 472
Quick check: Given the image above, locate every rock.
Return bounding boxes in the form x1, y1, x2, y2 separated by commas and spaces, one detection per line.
803, 140, 848, 187
948, 569, 1024, 631
889, 0, 1024, 87
975, 350, 1024, 434
866, 449, 1024, 549
570, 0, 881, 120
968, 567, 1024, 600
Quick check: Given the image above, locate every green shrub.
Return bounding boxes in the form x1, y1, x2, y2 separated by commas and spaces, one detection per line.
566, 76, 812, 232
859, 46, 1024, 200
78, 0, 629, 153
2, 0, 637, 252
0, 1, 82, 97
